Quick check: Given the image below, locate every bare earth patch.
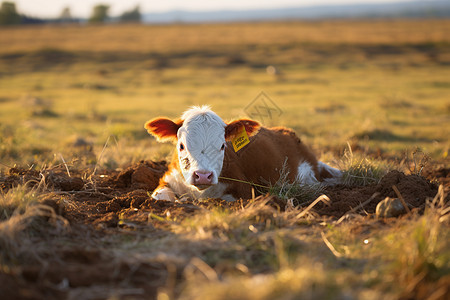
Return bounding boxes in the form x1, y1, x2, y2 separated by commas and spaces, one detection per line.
0, 160, 448, 299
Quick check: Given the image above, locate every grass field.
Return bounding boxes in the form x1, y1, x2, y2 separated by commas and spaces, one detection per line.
0, 20, 449, 299
1, 20, 449, 169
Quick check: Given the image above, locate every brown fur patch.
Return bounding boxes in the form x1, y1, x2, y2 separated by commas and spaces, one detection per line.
220, 127, 319, 199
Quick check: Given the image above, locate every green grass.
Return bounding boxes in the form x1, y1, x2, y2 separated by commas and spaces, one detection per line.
0, 21, 449, 171
1, 62, 448, 170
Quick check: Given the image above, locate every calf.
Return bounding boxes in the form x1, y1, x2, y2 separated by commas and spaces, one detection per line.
145, 106, 341, 201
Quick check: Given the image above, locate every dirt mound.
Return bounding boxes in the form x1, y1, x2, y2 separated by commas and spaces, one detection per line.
1, 160, 447, 300
2, 162, 444, 224
1, 244, 167, 300
422, 164, 450, 192
317, 170, 440, 217
57, 165, 442, 227
112, 160, 167, 190
0, 167, 41, 191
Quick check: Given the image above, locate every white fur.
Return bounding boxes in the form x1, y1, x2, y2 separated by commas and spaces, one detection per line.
296, 161, 320, 185
154, 157, 233, 201
296, 161, 342, 186
152, 187, 176, 201
177, 106, 227, 186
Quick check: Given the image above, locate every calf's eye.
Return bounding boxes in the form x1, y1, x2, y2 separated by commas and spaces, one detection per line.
179, 143, 185, 151
221, 143, 225, 151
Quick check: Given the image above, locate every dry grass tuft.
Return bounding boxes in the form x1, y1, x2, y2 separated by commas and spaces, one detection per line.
377, 189, 449, 298
0, 183, 69, 264
266, 160, 327, 206
179, 261, 342, 300
339, 143, 390, 186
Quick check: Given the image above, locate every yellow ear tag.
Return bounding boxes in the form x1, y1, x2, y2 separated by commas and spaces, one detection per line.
232, 126, 250, 152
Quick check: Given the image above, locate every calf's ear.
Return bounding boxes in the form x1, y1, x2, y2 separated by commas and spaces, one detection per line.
144, 118, 183, 142
225, 119, 260, 141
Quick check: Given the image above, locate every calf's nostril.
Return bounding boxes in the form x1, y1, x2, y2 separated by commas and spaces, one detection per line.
193, 171, 213, 185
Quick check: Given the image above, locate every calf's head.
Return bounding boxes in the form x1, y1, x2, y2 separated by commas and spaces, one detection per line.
145, 106, 259, 190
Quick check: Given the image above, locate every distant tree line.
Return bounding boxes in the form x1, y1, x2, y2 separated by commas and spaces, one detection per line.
0, 1, 141, 26
87, 5, 141, 23
0, 1, 20, 25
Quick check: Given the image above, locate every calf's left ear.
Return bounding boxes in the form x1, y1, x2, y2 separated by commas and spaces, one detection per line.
144, 118, 183, 142
225, 119, 260, 141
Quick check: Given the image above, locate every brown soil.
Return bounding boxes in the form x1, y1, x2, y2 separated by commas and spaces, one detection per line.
0, 160, 448, 299
316, 170, 441, 217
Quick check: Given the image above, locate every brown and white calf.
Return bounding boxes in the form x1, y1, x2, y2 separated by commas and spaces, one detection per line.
145, 106, 341, 201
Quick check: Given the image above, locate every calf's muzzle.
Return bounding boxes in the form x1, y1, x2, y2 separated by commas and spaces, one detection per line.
193, 170, 213, 188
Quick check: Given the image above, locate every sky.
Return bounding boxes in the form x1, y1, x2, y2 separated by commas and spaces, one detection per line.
12, 0, 415, 18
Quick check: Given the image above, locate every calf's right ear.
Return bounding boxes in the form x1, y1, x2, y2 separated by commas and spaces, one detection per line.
144, 118, 183, 142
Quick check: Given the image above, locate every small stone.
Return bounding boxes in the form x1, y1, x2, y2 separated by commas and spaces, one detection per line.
376, 197, 406, 218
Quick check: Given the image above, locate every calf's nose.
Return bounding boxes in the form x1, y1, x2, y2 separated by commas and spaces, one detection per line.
193, 171, 213, 185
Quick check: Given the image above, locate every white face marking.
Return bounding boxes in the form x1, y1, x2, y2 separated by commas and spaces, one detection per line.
176, 107, 227, 188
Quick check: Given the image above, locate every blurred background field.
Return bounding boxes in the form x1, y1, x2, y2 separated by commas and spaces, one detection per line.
0, 19, 449, 171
